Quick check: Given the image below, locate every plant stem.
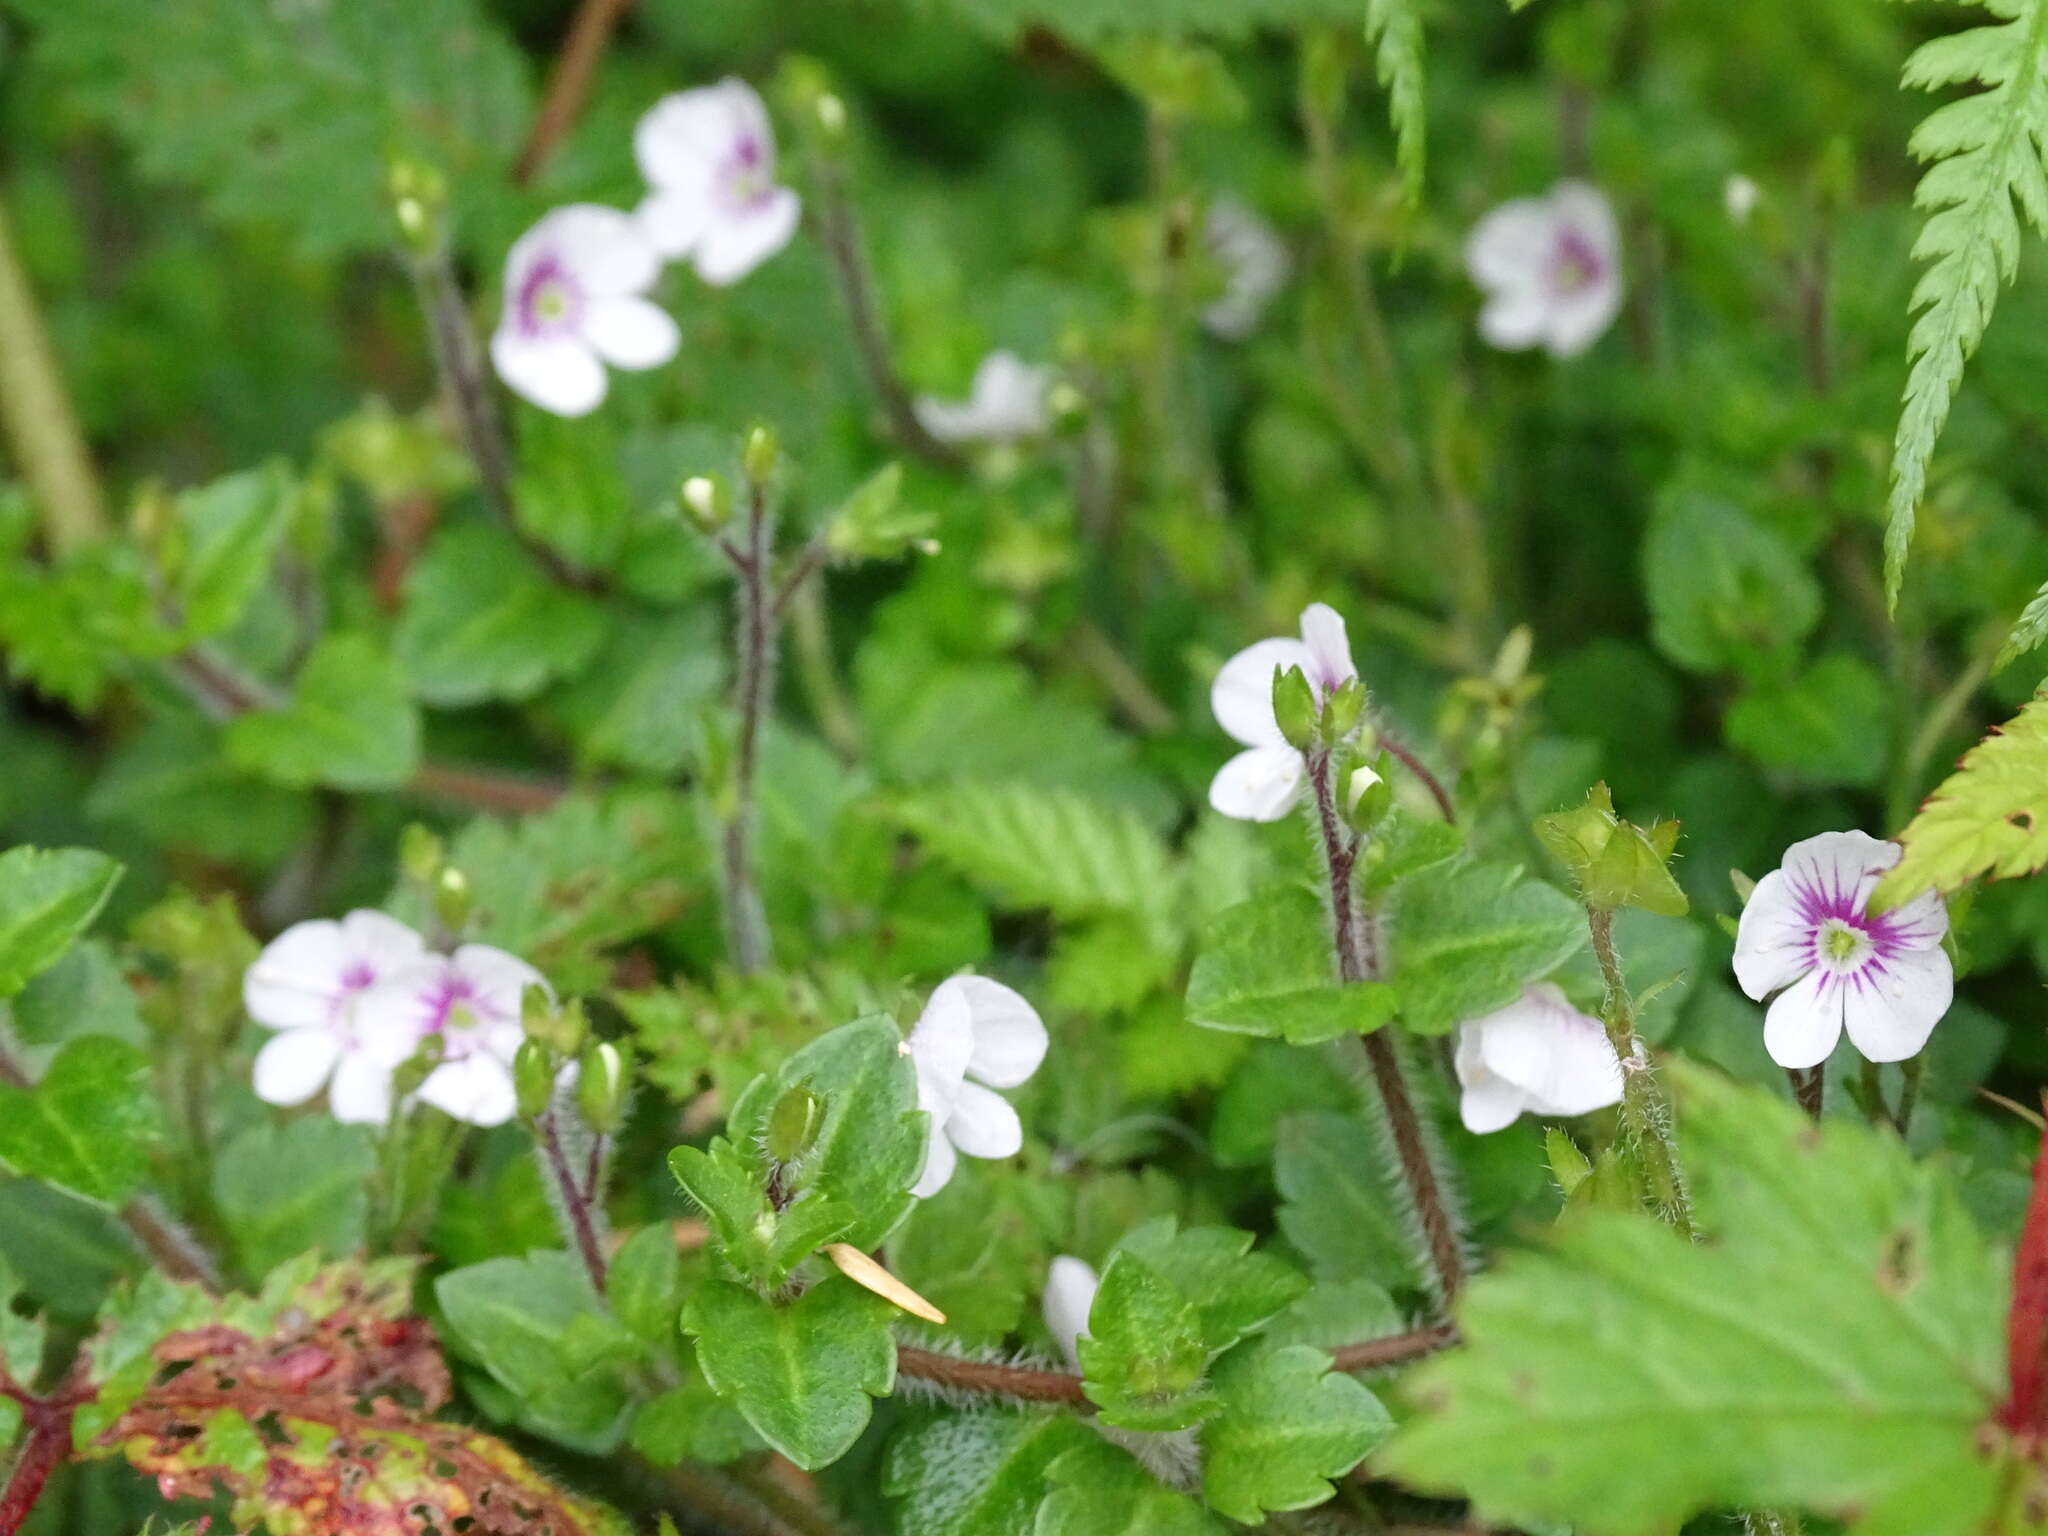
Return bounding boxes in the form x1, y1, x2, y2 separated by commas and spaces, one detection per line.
810, 157, 961, 471
1786, 1064, 1825, 1123
1307, 750, 1468, 1304
0, 194, 106, 556
719, 485, 777, 975
1586, 908, 1694, 1236
0, 1371, 82, 1536
1374, 719, 1457, 823
1897, 1055, 1924, 1138
787, 573, 864, 763
514, 0, 634, 185
535, 1106, 609, 1295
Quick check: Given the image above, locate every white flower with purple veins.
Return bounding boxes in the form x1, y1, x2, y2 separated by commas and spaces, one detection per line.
1733, 830, 1953, 1070
903, 975, 1049, 1198
1454, 984, 1625, 1134
1207, 602, 1357, 823
245, 911, 429, 1124
912, 351, 1052, 445
1464, 180, 1624, 359
491, 204, 680, 417
1042, 1255, 1099, 1370
368, 945, 550, 1128
1202, 194, 1290, 341
636, 78, 801, 285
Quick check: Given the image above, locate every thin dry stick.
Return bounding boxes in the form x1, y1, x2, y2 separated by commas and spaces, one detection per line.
514, 0, 635, 185
0, 195, 106, 554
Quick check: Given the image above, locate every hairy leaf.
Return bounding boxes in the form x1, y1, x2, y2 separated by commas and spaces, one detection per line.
1997, 577, 2048, 670
0, 846, 122, 996
211, 1119, 374, 1280
1201, 1342, 1393, 1521
885, 1411, 1095, 1536
1386, 857, 1586, 1033
1186, 885, 1399, 1043
1877, 691, 2048, 906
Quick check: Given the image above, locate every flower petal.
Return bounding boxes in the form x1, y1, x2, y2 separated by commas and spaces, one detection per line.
1478, 286, 1551, 351
1297, 602, 1356, 695
1474, 984, 1624, 1118
636, 79, 772, 190
418, 1052, 518, 1128
910, 1127, 958, 1199
1042, 1255, 1099, 1371
637, 186, 715, 261
1207, 743, 1306, 822
942, 1081, 1023, 1159
1465, 198, 1557, 291
692, 187, 801, 286
534, 203, 663, 297
490, 330, 607, 418
1842, 946, 1953, 1064
1873, 887, 1949, 953
936, 975, 1046, 1089
450, 943, 550, 1020
244, 919, 352, 1030
1458, 1073, 1529, 1135
906, 984, 975, 1118
1762, 967, 1845, 1070
1211, 636, 1313, 747
1544, 277, 1624, 359
1780, 830, 1896, 920
911, 351, 1050, 444
252, 1028, 341, 1107
330, 1050, 396, 1126
582, 295, 681, 371
1731, 868, 1812, 1001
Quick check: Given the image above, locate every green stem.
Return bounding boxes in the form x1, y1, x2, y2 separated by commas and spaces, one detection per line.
1586, 907, 1694, 1236
788, 572, 863, 763
719, 486, 777, 975
1897, 1054, 1924, 1139
0, 193, 107, 554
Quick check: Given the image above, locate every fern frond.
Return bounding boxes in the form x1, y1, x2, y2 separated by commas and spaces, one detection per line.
1997, 576, 2048, 669
1884, 0, 2048, 606
1876, 691, 2048, 905
1366, 0, 1428, 202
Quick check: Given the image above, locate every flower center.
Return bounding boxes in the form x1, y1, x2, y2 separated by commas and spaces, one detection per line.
1813, 916, 1873, 973
721, 136, 773, 210
1549, 229, 1604, 296
517, 254, 583, 338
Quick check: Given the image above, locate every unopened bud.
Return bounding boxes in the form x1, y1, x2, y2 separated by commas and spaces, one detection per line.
815, 92, 848, 144
386, 156, 447, 257
766, 1084, 825, 1165
681, 473, 730, 532
575, 1040, 631, 1135
742, 424, 779, 487
1344, 757, 1393, 830
514, 1038, 556, 1120
433, 866, 472, 934
1324, 676, 1366, 741
1271, 665, 1318, 753
399, 824, 444, 886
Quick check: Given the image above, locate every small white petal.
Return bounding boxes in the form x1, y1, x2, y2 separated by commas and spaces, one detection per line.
637, 185, 715, 261
1458, 1071, 1530, 1135
244, 919, 352, 1031
1779, 830, 1896, 918
581, 295, 680, 371
1544, 278, 1625, 359
906, 985, 975, 1118
912, 351, 1052, 444
938, 975, 1047, 1089
1465, 199, 1558, 291
1478, 286, 1552, 351
1841, 946, 1953, 1064
1297, 602, 1356, 695
1473, 985, 1624, 1118
1731, 868, 1811, 1002
252, 1028, 342, 1107
1876, 887, 1949, 952
418, 1052, 518, 1128
637, 79, 774, 190
450, 943, 550, 1018
1207, 743, 1306, 822
330, 1050, 397, 1126
910, 1128, 958, 1199
533, 203, 663, 297
1762, 968, 1845, 1070
1042, 1255, 1099, 1371
1210, 637, 1314, 747
490, 330, 608, 417
943, 1080, 1023, 1160
693, 188, 802, 286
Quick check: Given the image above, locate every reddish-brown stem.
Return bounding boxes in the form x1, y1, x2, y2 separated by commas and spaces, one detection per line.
0, 1364, 86, 1536
536, 1109, 608, 1295
1374, 720, 1457, 824
514, 0, 634, 186
407, 762, 567, 816
1328, 1324, 1459, 1373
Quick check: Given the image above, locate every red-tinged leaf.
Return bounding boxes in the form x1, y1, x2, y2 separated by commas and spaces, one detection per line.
1997, 1124, 2048, 1435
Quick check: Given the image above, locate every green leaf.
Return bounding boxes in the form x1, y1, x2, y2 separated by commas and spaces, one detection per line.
1076, 1249, 1219, 1432
682, 1276, 896, 1471
631, 1377, 764, 1467
0, 846, 122, 996
926, 0, 1366, 42
885, 1411, 1095, 1536
668, 1141, 854, 1291
1381, 1067, 2014, 1536
1876, 691, 2048, 907
223, 632, 421, 790
1186, 886, 1399, 1043
1111, 1217, 1308, 1354
435, 1252, 636, 1453
1366, 0, 1427, 203
1201, 1343, 1394, 1521
394, 523, 607, 706
608, 1224, 684, 1354
887, 1163, 1049, 1346
543, 607, 725, 776
891, 782, 1179, 947
1886, 0, 2048, 605
1725, 652, 1890, 789
1998, 577, 2048, 670
1035, 1437, 1225, 1536
1387, 857, 1586, 1033
168, 465, 292, 640
1359, 810, 1464, 900
0, 1035, 160, 1207
211, 1119, 373, 1279
87, 717, 314, 867
12, 941, 145, 1048
1273, 1111, 1421, 1293
1642, 490, 1819, 675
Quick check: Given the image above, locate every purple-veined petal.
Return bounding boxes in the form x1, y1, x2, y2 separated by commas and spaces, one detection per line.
1762, 967, 1845, 1070
490, 330, 607, 417
1732, 868, 1813, 1001
450, 943, 550, 1020
1841, 945, 1953, 1064
1779, 830, 1895, 922
252, 1028, 342, 1107
1207, 743, 1306, 822
943, 1080, 1023, 1159
1872, 886, 1949, 953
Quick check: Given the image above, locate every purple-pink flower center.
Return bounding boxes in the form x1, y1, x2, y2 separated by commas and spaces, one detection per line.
718, 133, 775, 213
516, 252, 583, 339
1792, 872, 1914, 981
1548, 227, 1606, 297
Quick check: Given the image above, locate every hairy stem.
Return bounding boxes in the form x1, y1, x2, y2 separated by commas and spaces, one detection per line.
0, 194, 106, 555
719, 486, 777, 975
1586, 908, 1694, 1236
514, 0, 634, 185
1307, 750, 1468, 1304
0, 1375, 81, 1536
536, 1107, 610, 1295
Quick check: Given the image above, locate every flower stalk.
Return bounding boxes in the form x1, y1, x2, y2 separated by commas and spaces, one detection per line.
1587, 907, 1694, 1236
536, 1102, 611, 1295
718, 474, 779, 976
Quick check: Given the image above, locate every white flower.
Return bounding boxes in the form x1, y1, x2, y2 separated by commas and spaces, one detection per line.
1207, 602, 1357, 822
1453, 984, 1626, 1134
911, 351, 1051, 445
490, 204, 680, 418
364, 944, 550, 1127
245, 911, 429, 1125
1733, 831, 1952, 1070
1042, 1255, 1099, 1371
1464, 180, 1624, 359
1723, 173, 1761, 226
903, 975, 1048, 1197
635, 78, 801, 285
1202, 194, 1290, 341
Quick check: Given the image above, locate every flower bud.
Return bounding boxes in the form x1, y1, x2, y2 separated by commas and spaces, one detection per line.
433, 866, 472, 935
742, 424, 779, 487
766, 1083, 825, 1165
1323, 676, 1366, 742
680, 473, 731, 532
815, 92, 848, 147
522, 990, 587, 1057
575, 1040, 631, 1135
1271, 665, 1319, 752
399, 824, 444, 887
386, 155, 448, 257
514, 1038, 556, 1121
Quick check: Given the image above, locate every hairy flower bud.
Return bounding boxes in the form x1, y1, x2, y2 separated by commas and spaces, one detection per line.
513, 1038, 555, 1121
1271, 665, 1319, 753
575, 1040, 631, 1135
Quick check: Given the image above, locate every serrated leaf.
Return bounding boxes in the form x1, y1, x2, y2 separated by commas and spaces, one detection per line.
1273, 1111, 1421, 1293
1997, 577, 2048, 669
1111, 1217, 1308, 1354
1382, 1067, 2015, 1536
1877, 691, 2048, 907
1186, 886, 1399, 1043
169, 465, 291, 640
1367, 0, 1427, 202
1201, 1342, 1394, 1521
1035, 1436, 1225, 1536
223, 632, 421, 791
1886, 0, 2048, 605
0, 1035, 160, 1207
0, 846, 122, 996
211, 1119, 374, 1280
682, 1276, 896, 1471
394, 523, 607, 706
885, 1411, 1095, 1536
1387, 858, 1585, 1033
1076, 1249, 1219, 1431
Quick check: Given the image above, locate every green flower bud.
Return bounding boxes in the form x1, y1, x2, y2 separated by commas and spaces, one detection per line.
1344, 755, 1394, 831
522, 991, 587, 1057
575, 1040, 631, 1135
742, 424, 779, 487
680, 473, 731, 532
1534, 782, 1690, 917
514, 1038, 556, 1121
1272, 665, 1319, 752
1324, 676, 1366, 742
399, 824, 444, 887
433, 866, 472, 935
766, 1083, 825, 1165
386, 155, 448, 257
